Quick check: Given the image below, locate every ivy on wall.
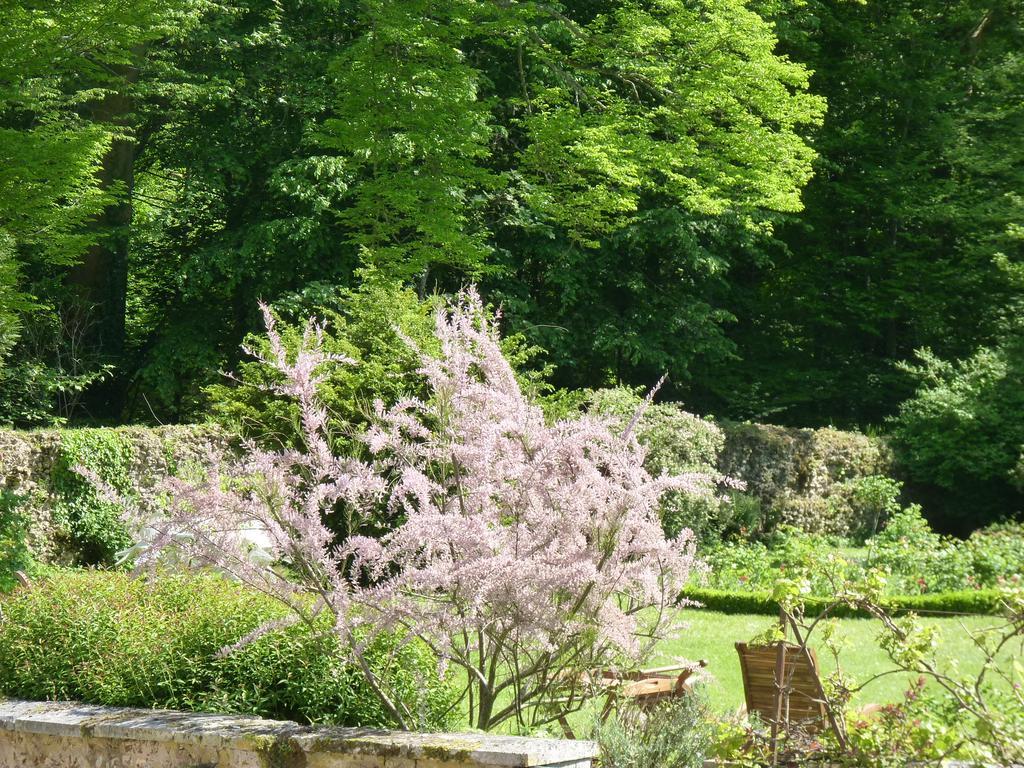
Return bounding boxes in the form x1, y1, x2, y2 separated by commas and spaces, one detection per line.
51, 430, 136, 565
0, 426, 228, 567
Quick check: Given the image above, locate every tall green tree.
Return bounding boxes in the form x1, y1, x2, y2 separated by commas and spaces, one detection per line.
122, 0, 824, 419
703, 0, 1024, 426
0, 0, 207, 423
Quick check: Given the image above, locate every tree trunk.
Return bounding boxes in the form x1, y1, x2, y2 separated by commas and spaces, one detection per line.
66, 81, 136, 418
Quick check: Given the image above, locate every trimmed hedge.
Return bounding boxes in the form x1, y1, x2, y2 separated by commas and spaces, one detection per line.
0, 570, 455, 728
683, 587, 1005, 617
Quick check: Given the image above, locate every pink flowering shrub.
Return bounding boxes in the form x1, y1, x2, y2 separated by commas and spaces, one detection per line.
103, 289, 711, 731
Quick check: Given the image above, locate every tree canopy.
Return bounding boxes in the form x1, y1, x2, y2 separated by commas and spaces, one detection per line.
0, 0, 1021, 528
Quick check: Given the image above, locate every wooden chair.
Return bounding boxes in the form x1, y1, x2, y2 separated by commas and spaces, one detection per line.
735, 641, 826, 733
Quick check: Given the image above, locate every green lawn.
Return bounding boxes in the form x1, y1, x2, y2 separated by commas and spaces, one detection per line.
658, 609, 1010, 713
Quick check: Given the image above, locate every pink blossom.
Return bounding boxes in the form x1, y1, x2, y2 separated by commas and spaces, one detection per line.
97, 289, 711, 732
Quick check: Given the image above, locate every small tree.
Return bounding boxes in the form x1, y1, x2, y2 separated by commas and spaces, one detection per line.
105, 290, 709, 731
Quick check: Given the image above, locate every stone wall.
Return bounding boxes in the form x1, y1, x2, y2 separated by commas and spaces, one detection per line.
0, 421, 897, 564
0, 700, 596, 768
0, 425, 228, 564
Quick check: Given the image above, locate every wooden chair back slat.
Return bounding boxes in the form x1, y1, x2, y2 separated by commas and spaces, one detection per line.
735, 642, 827, 730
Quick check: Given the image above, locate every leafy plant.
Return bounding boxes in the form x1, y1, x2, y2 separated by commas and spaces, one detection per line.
0, 569, 455, 728
592, 695, 714, 768
51, 430, 136, 565
206, 272, 438, 452
864, 507, 975, 594
0, 490, 33, 592
891, 328, 1024, 532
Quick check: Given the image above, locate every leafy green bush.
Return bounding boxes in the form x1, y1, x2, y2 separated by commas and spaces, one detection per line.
863, 506, 975, 594
699, 509, 1024, 602
0, 570, 455, 728
592, 695, 713, 768
700, 525, 848, 595
718, 422, 895, 539
964, 522, 1024, 587
589, 387, 732, 542
206, 273, 438, 453
0, 490, 34, 592
207, 272, 553, 455
890, 335, 1024, 532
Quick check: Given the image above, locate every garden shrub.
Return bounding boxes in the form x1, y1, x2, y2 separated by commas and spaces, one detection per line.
700, 525, 849, 595
206, 273, 438, 454
964, 522, 1024, 587
206, 271, 552, 455
589, 387, 731, 542
864, 506, 975, 594
0, 570, 455, 729
698, 510, 1024, 603
890, 335, 1024, 533
718, 423, 906, 539
592, 695, 713, 768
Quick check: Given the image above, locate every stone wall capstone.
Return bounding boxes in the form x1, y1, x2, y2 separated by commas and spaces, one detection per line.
0, 699, 597, 768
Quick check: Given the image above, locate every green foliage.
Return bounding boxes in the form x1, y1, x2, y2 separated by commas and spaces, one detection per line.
0, 569, 455, 729
207, 272, 551, 450
207, 274, 437, 450
716, 422, 896, 539
864, 507, 975, 594
704, 0, 1024, 429
0, 302, 115, 427
0, 490, 34, 592
774, 475, 903, 542
60, 0, 824, 420
701, 525, 846, 595
51, 431, 136, 566
891, 329, 1024, 531
0, 0, 208, 367
843, 684, 971, 768
588, 387, 731, 543
686, 587, 1006, 618
964, 522, 1024, 587
592, 695, 714, 768
699, 510, 1024, 600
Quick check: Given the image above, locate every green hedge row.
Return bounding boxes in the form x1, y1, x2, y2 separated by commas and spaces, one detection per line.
0, 570, 455, 728
683, 587, 1005, 617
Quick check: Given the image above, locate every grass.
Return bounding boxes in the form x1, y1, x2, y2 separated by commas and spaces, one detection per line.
658, 608, 1011, 713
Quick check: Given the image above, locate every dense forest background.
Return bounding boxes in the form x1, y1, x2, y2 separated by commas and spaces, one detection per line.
1, 0, 1021, 531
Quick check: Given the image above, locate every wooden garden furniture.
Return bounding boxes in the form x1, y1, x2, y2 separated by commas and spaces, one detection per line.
735, 641, 826, 731
735, 608, 851, 763
555, 660, 708, 738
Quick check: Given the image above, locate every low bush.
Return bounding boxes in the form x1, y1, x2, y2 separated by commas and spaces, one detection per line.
592, 695, 713, 768
685, 587, 1006, 617
862, 506, 975, 594
0, 570, 455, 728
699, 525, 847, 596
700, 510, 1024, 600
